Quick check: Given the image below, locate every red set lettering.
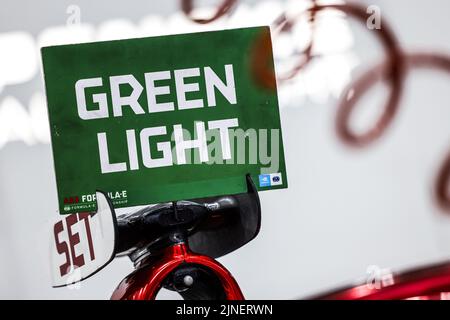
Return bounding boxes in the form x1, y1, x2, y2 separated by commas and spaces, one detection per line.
53, 212, 95, 276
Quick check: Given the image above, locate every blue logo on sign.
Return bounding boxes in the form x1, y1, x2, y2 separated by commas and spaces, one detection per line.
259, 174, 271, 187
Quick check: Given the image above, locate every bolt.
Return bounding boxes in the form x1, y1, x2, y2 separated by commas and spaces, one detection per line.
183, 275, 194, 287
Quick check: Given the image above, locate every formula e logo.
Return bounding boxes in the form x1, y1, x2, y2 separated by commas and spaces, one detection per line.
259, 173, 282, 187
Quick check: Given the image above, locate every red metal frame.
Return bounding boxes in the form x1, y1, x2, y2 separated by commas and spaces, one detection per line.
107, 241, 450, 300
110, 242, 244, 300
110, 241, 450, 300
313, 261, 450, 300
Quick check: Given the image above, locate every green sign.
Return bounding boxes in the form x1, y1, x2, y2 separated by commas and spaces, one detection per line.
41, 26, 287, 214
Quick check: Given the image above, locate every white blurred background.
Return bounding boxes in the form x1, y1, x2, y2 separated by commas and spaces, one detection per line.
1, 0, 450, 299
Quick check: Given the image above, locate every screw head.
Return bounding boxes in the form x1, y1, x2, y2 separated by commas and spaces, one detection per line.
183, 275, 194, 287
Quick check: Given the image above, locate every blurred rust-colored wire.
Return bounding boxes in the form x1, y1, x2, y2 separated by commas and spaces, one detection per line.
253, 2, 449, 211
179, 0, 450, 210
339, 50, 450, 210
262, 2, 404, 145
250, 0, 318, 89
437, 151, 450, 210
181, 0, 237, 24
251, 2, 404, 138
